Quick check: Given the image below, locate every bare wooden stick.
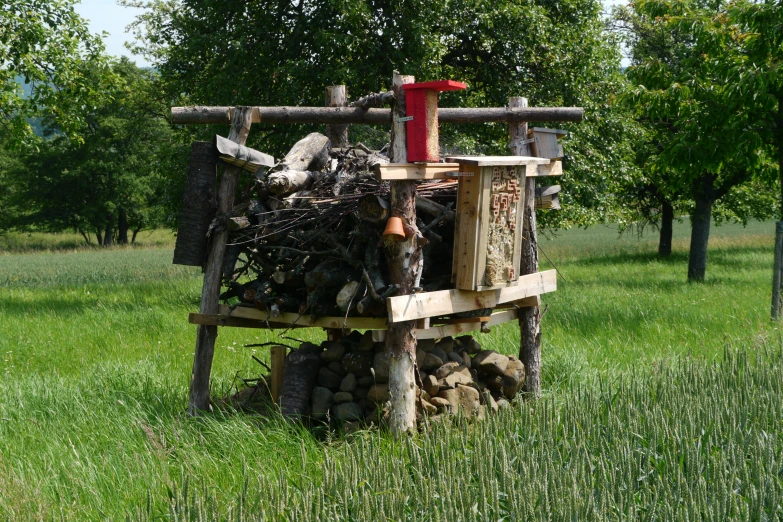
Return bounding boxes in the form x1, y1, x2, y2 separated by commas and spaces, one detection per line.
189, 106, 253, 415
509, 96, 542, 397
171, 106, 585, 125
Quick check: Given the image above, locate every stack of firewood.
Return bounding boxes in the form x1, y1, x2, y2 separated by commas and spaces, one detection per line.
220, 132, 458, 319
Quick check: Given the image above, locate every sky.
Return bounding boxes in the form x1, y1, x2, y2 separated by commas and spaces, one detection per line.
73, 0, 151, 67
74, 0, 626, 69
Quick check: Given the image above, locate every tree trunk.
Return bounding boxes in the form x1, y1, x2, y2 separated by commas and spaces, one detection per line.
658, 200, 673, 258
384, 72, 419, 436
688, 175, 715, 282
189, 107, 253, 415
103, 222, 114, 247
509, 96, 543, 397
131, 228, 141, 244
117, 208, 129, 244
96, 229, 103, 247
772, 222, 783, 319
772, 97, 783, 319
78, 229, 91, 245
325, 85, 349, 148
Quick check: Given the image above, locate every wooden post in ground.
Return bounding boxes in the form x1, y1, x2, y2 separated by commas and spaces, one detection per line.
189, 107, 253, 415
325, 85, 349, 148
324, 86, 349, 343
270, 345, 286, 404
385, 71, 419, 435
509, 96, 542, 397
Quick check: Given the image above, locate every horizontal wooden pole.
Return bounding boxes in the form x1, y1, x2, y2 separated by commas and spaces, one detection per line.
386, 269, 556, 323
171, 106, 584, 125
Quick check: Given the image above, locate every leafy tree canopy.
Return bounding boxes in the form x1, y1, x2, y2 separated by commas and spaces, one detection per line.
0, 0, 114, 146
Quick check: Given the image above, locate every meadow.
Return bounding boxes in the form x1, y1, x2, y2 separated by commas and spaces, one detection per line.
0, 220, 781, 520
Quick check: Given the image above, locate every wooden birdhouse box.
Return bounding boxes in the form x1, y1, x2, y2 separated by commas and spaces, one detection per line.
527, 127, 568, 159
402, 80, 467, 162
446, 156, 551, 291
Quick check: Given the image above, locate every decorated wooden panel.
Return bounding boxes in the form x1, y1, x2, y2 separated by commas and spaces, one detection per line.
451, 158, 537, 291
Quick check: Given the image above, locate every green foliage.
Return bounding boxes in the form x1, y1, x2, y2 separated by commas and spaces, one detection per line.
125, 0, 634, 228
0, 222, 778, 519
0, 0, 113, 146
4, 59, 187, 242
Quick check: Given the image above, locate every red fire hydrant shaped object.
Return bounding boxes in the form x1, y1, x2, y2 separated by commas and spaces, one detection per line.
402, 80, 467, 163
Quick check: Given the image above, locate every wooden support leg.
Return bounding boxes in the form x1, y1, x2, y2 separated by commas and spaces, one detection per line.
189, 107, 253, 415
384, 72, 420, 437
270, 345, 286, 404
509, 96, 542, 397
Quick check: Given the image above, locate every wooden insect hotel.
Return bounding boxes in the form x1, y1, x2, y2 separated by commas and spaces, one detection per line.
172, 73, 582, 432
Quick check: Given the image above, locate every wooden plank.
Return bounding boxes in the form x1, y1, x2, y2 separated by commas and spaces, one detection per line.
188, 313, 298, 329
226, 305, 389, 330
387, 269, 556, 323
531, 160, 563, 177
270, 346, 286, 404
454, 164, 483, 289
373, 309, 518, 341
375, 163, 461, 181
445, 155, 549, 166
474, 166, 493, 289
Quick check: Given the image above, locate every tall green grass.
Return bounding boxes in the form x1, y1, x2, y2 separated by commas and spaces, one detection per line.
0, 220, 779, 519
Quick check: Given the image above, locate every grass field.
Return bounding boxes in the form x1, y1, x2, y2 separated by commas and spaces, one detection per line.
1, 220, 781, 520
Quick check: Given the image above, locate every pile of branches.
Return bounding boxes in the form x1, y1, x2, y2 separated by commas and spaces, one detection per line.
219, 132, 458, 319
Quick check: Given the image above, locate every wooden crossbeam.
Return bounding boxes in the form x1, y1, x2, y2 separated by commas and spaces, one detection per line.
386, 269, 556, 323
372, 308, 519, 342
171, 106, 585, 125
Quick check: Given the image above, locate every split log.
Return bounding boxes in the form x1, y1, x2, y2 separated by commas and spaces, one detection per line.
279, 342, 322, 420
358, 194, 390, 223
336, 281, 360, 312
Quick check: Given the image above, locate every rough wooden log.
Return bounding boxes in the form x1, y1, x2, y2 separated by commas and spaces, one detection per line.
173, 141, 216, 267
336, 281, 360, 312
267, 170, 323, 195
171, 106, 585, 125
510, 96, 542, 398
189, 107, 253, 415
266, 132, 331, 195
325, 86, 349, 148
415, 196, 455, 223
358, 194, 390, 223
385, 72, 419, 436
279, 342, 321, 420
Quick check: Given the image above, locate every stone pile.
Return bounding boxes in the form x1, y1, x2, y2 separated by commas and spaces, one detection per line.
300, 330, 525, 425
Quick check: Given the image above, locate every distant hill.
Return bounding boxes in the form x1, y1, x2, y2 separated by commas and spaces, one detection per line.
13, 76, 47, 136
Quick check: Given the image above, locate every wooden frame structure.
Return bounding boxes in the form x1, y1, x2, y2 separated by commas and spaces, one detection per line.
174, 81, 581, 414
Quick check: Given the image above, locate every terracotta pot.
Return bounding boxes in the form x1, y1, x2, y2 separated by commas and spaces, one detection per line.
383, 216, 405, 239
